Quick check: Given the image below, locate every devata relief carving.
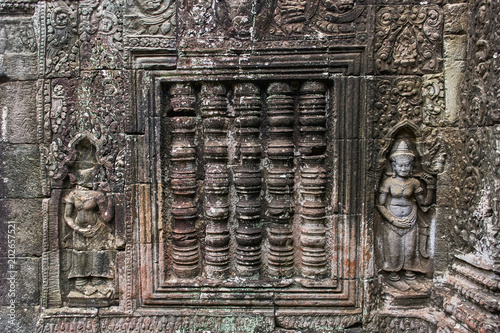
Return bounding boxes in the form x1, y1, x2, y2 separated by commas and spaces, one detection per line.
377, 136, 435, 293
60, 136, 124, 306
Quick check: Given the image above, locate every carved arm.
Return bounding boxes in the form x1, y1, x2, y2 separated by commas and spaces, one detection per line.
97, 193, 114, 223
376, 192, 412, 228
64, 201, 77, 230
416, 174, 435, 208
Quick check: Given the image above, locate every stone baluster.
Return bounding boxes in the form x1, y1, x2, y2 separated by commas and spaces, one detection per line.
169, 83, 200, 279
233, 83, 263, 278
266, 82, 295, 278
200, 83, 231, 279
298, 81, 328, 279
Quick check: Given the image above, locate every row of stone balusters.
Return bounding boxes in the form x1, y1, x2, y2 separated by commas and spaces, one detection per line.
168, 81, 329, 280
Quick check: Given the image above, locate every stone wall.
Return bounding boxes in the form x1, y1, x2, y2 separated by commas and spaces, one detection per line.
0, 0, 498, 332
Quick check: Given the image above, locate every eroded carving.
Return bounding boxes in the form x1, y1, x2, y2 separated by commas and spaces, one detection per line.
378, 316, 436, 333
460, 0, 500, 127
61, 136, 123, 306
374, 77, 422, 143
255, 0, 366, 38
79, 0, 124, 69
125, 0, 175, 36
42, 71, 128, 190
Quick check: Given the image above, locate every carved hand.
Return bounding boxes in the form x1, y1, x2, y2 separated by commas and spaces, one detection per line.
391, 217, 412, 228
420, 173, 435, 186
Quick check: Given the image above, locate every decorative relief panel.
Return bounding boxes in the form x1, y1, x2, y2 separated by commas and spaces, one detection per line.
254, 0, 367, 39
123, 0, 176, 57
125, 0, 175, 36
0, 0, 38, 15
42, 71, 129, 191
422, 75, 445, 126
177, 0, 369, 49
43, 0, 79, 77
79, 0, 124, 70
375, 132, 436, 297
372, 76, 447, 175
373, 76, 422, 141
374, 5, 443, 74
461, 0, 500, 127
371, 71, 448, 306
59, 136, 123, 306
378, 316, 437, 333
40, 70, 130, 307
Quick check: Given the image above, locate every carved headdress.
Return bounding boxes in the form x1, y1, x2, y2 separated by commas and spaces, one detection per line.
390, 139, 415, 163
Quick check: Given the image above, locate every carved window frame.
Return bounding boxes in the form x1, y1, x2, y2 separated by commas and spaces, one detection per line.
127, 48, 370, 322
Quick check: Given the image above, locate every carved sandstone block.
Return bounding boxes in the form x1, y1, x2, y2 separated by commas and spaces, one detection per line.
0, 199, 43, 256
0, 143, 42, 198
0, 256, 40, 307
374, 5, 443, 74
0, 81, 37, 143
43, 0, 79, 77
79, 0, 124, 70
0, 16, 37, 80
444, 3, 468, 35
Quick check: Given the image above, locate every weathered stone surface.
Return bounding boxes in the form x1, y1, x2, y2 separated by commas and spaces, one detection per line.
0, 0, 499, 331
444, 4, 468, 35
444, 35, 467, 61
0, 199, 43, 256
0, 81, 37, 143
374, 5, 443, 74
0, 257, 40, 306
0, 17, 37, 80
0, 144, 42, 198
0, 305, 39, 333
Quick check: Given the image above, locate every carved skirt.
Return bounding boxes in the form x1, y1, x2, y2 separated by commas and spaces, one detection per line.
68, 249, 115, 279
68, 225, 115, 279
380, 220, 425, 273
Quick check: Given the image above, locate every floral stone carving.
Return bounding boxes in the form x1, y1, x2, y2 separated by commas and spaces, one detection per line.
375, 5, 443, 74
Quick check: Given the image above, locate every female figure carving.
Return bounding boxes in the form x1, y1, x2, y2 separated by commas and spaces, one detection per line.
377, 139, 435, 290
64, 163, 117, 300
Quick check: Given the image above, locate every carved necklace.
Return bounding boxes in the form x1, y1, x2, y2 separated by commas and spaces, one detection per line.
391, 177, 412, 191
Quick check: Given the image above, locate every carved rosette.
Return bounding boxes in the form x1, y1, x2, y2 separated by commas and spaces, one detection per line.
169, 83, 200, 278
266, 82, 295, 278
201, 83, 231, 279
374, 5, 443, 74
233, 83, 263, 278
298, 81, 328, 279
